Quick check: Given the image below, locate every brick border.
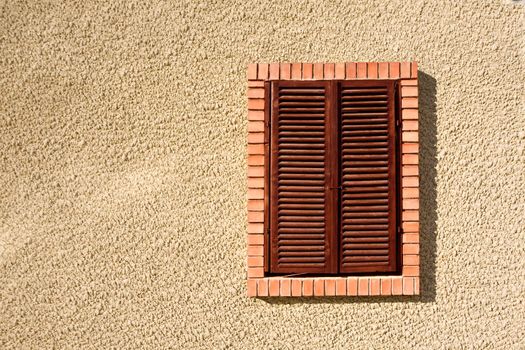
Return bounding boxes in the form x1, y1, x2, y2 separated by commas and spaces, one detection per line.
247, 62, 419, 297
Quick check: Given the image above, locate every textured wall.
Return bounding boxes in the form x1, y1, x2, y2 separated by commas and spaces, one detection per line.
0, 1, 523, 348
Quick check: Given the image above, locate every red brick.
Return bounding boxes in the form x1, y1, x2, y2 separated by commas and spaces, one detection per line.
313, 63, 324, 79
248, 81, 265, 88
247, 234, 264, 245
247, 177, 264, 188
400, 79, 418, 86
247, 63, 257, 80
402, 210, 419, 221
248, 143, 264, 157
402, 109, 418, 120
247, 188, 264, 200
392, 277, 403, 295
401, 86, 418, 97
402, 166, 419, 177
302, 63, 313, 79
335, 63, 345, 79
411, 62, 418, 78
247, 199, 264, 211
291, 63, 301, 79
247, 245, 263, 256
402, 154, 418, 165
402, 187, 419, 199
248, 110, 264, 121
414, 277, 420, 294
247, 211, 263, 223
403, 233, 420, 244
346, 62, 357, 78
403, 198, 419, 210
247, 155, 264, 166
247, 144, 264, 155
404, 243, 420, 254
402, 120, 418, 131
303, 279, 313, 296
324, 63, 335, 79
247, 166, 264, 178
248, 99, 264, 110
248, 256, 264, 267
402, 97, 418, 109
258, 279, 268, 296
269, 63, 280, 80
389, 62, 400, 78
247, 279, 257, 297
367, 62, 378, 78
280, 279, 291, 296
248, 267, 264, 278
280, 63, 291, 80
358, 278, 369, 296
247, 88, 265, 99
356, 62, 367, 78
292, 280, 302, 296
403, 132, 419, 143
381, 278, 392, 296
370, 278, 380, 296
314, 279, 324, 296
378, 62, 389, 78
402, 222, 419, 233
247, 223, 264, 234
402, 176, 419, 188
247, 133, 264, 144
325, 279, 336, 296
258, 64, 269, 80
403, 131, 419, 143
403, 277, 415, 295
402, 143, 419, 154
400, 62, 411, 78
403, 254, 419, 266
248, 121, 264, 132
269, 279, 280, 296
403, 266, 420, 277
336, 279, 346, 296
347, 278, 358, 296
248, 154, 264, 167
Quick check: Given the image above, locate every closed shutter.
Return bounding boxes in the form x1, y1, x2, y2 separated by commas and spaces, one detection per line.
269, 81, 338, 274
339, 80, 398, 273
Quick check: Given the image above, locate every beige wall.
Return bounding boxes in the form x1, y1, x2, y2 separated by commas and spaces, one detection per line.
0, 1, 523, 348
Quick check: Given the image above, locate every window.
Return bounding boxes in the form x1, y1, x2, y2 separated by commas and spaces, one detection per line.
247, 62, 420, 297
269, 80, 398, 275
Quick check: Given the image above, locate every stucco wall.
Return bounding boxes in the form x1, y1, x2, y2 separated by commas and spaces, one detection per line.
0, 1, 523, 348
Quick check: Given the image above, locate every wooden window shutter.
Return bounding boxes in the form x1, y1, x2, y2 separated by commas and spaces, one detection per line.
339, 80, 398, 273
269, 81, 338, 274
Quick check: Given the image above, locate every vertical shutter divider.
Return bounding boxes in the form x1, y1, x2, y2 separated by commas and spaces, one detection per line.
326, 80, 339, 274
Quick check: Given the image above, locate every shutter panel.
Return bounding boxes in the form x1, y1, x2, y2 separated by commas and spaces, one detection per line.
270, 81, 337, 274
339, 80, 398, 273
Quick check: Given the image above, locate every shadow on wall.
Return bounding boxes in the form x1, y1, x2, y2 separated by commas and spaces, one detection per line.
263, 71, 438, 304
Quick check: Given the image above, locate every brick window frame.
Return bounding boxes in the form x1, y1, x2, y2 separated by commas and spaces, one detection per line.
247, 62, 419, 297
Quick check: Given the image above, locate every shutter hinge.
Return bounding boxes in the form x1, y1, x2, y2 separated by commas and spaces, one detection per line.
396, 119, 401, 127
397, 226, 402, 234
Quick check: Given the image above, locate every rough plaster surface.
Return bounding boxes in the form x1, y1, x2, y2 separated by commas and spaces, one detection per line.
0, 0, 524, 348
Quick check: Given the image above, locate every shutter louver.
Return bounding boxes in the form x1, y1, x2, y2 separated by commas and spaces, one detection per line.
339, 80, 397, 273
270, 81, 337, 274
